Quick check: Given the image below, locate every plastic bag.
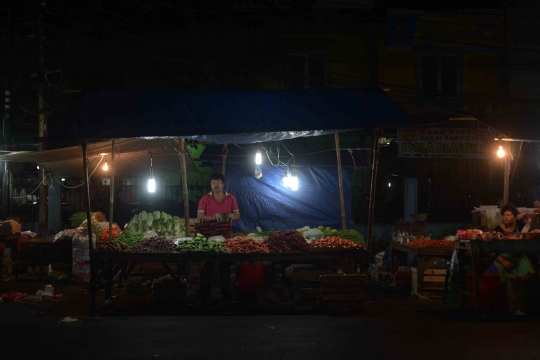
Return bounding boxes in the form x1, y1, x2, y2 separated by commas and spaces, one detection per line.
237, 261, 266, 301
395, 266, 412, 289
144, 230, 158, 238
303, 228, 325, 241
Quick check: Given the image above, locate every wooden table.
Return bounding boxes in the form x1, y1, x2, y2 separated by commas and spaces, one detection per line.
88, 249, 369, 314
454, 239, 540, 312
390, 242, 455, 294
1, 238, 72, 282
0, 233, 22, 282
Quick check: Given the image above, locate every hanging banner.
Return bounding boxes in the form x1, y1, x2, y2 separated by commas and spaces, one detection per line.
398, 127, 491, 159
387, 9, 505, 52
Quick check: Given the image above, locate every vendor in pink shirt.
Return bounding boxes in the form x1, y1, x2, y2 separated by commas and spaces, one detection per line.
196, 172, 240, 304
197, 172, 240, 222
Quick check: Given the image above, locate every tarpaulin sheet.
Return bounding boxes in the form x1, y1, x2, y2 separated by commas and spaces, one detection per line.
0, 139, 197, 177
224, 163, 352, 232
48, 88, 412, 143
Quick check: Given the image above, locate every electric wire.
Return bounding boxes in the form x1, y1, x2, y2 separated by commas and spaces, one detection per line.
10, 172, 50, 199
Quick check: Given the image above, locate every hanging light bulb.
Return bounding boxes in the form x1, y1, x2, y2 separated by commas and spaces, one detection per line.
148, 152, 156, 193
497, 145, 505, 158
282, 170, 291, 188
36, 164, 40, 169
290, 172, 299, 191
148, 176, 156, 193
103, 161, 108, 171
61, 178, 65, 182
255, 150, 262, 165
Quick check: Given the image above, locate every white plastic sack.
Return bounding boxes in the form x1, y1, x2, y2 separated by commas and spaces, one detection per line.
303, 228, 325, 240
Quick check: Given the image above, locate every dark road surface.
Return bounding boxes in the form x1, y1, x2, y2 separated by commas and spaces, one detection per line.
2, 281, 540, 360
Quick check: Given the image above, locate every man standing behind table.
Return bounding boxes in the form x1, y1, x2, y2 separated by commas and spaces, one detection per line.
196, 172, 240, 303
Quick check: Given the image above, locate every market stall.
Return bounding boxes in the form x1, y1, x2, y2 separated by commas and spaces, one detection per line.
454, 237, 540, 312
39, 88, 412, 311
390, 240, 455, 296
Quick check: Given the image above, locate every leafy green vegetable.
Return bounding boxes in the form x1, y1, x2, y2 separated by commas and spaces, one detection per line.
117, 230, 145, 247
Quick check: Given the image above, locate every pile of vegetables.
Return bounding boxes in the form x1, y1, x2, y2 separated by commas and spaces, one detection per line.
81, 218, 104, 240
235, 228, 279, 238
407, 239, 455, 248
69, 211, 106, 228
131, 236, 177, 253
97, 240, 130, 252
116, 230, 145, 247
263, 230, 310, 253
99, 228, 121, 242
125, 211, 186, 237
224, 237, 270, 253
177, 233, 226, 253
295, 226, 366, 247
297, 225, 338, 237
332, 229, 366, 247
311, 237, 364, 250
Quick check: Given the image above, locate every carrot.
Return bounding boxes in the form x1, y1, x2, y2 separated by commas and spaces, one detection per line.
99, 228, 121, 242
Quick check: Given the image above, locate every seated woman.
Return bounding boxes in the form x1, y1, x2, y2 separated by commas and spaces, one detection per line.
489, 204, 536, 283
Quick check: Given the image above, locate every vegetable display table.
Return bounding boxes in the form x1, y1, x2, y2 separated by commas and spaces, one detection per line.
390, 242, 455, 295
88, 249, 368, 313
454, 239, 540, 312
0, 233, 22, 282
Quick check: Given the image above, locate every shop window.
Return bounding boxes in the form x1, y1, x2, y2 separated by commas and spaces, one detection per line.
420, 55, 459, 98
288, 54, 327, 89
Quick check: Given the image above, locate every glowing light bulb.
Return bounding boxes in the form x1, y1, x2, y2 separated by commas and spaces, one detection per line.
148, 177, 156, 193
497, 145, 505, 158
36, 165, 40, 169
255, 150, 262, 165
61, 178, 65, 182
290, 174, 299, 191
103, 161, 108, 171
282, 172, 291, 188
388, 182, 391, 187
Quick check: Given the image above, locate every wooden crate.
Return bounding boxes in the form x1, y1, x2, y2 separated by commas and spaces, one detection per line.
320, 274, 366, 312
288, 265, 335, 300
411, 267, 447, 296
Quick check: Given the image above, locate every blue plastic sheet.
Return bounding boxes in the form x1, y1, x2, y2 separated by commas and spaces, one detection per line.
223, 163, 352, 232
48, 88, 412, 143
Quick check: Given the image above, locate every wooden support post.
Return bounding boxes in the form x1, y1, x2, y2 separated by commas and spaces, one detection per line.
503, 144, 510, 205
82, 140, 95, 312
221, 144, 228, 175
335, 133, 347, 230
179, 139, 190, 236
367, 126, 382, 255
108, 140, 116, 241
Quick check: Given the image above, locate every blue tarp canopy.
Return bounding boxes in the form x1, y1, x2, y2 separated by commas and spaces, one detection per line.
50, 88, 412, 143
224, 163, 352, 232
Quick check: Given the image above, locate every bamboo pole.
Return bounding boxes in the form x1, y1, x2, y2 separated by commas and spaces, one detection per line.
335, 133, 347, 230
179, 139, 190, 236
367, 126, 382, 255
82, 140, 95, 311
221, 144, 228, 175
108, 140, 116, 241
503, 144, 510, 205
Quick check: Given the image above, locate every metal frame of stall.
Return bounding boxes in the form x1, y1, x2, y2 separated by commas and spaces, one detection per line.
90, 249, 368, 312
82, 134, 361, 312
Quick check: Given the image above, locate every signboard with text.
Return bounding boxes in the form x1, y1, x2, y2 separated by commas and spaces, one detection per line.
398, 127, 491, 159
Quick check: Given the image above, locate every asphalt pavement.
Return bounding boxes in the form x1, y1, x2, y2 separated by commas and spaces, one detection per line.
2, 280, 540, 360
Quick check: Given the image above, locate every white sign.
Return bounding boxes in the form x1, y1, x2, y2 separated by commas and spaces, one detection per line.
398, 127, 491, 159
